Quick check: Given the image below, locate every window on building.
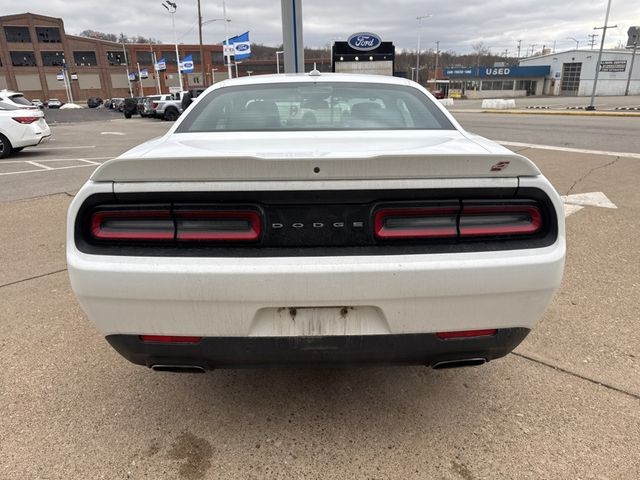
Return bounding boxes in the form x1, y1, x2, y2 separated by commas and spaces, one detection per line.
41, 51, 65, 67
73, 51, 98, 66
4, 26, 31, 43
481, 80, 515, 91
35, 26, 62, 43
501, 81, 514, 90
211, 52, 225, 65
10, 51, 37, 67
161, 51, 177, 64
107, 51, 128, 66
136, 51, 153, 65
185, 51, 201, 64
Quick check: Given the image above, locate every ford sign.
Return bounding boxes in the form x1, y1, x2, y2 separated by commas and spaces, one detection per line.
236, 44, 250, 52
347, 32, 382, 52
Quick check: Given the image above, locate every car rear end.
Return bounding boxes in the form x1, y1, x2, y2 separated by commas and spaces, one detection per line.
67, 75, 565, 371
0, 107, 50, 155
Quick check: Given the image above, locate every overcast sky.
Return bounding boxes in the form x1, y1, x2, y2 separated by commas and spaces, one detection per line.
10, 0, 639, 54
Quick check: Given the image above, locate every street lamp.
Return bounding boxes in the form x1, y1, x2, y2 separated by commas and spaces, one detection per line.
410, 66, 416, 81
276, 50, 284, 74
567, 37, 580, 49
161, 1, 183, 91
415, 14, 432, 84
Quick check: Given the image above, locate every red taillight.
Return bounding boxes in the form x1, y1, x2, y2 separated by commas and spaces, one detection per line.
90, 209, 174, 241
436, 329, 498, 340
150, 102, 158, 108
459, 205, 542, 237
374, 206, 459, 239
140, 335, 202, 344
12, 116, 40, 124
175, 210, 261, 242
89, 207, 262, 243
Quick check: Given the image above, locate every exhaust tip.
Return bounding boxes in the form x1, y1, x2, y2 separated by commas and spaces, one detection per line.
432, 358, 487, 370
151, 364, 206, 373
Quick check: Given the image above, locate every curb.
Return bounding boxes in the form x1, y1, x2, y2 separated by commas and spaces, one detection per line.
449, 108, 640, 117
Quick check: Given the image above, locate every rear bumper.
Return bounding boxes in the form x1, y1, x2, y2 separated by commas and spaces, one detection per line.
106, 328, 530, 369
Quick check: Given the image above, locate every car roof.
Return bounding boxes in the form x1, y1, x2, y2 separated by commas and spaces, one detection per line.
212, 72, 414, 89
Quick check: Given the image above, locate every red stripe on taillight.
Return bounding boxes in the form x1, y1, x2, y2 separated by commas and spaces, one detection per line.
12, 116, 40, 124
459, 205, 542, 237
140, 335, 202, 344
175, 210, 261, 242
436, 329, 497, 339
90, 210, 174, 241
374, 207, 459, 239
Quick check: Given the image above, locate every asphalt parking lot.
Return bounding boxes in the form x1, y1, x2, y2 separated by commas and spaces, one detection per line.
1, 112, 639, 479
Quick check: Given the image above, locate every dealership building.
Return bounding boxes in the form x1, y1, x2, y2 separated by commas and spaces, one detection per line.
519, 49, 640, 96
443, 65, 550, 98
0, 12, 228, 101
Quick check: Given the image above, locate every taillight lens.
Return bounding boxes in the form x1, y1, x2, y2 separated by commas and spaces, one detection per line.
12, 116, 40, 124
459, 205, 542, 237
140, 335, 202, 344
175, 210, 261, 241
89, 207, 262, 243
374, 206, 459, 239
91, 209, 174, 241
436, 329, 497, 339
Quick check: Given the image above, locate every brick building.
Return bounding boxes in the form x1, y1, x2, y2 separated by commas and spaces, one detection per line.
0, 12, 227, 101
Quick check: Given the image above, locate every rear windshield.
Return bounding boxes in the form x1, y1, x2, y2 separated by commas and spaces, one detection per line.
10, 94, 33, 106
176, 82, 454, 132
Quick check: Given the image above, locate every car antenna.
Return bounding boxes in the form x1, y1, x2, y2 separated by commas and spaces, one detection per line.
309, 63, 321, 76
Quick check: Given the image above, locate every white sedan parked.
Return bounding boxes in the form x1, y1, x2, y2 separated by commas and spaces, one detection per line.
0, 101, 51, 158
67, 73, 565, 372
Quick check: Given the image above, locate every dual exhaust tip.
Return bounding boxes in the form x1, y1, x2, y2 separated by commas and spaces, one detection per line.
150, 358, 487, 373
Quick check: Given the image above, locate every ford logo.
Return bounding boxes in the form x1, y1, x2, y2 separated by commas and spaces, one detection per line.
236, 44, 250, 52
347, 32, 382, 52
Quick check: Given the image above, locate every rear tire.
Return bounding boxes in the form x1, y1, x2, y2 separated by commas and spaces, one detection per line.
12, 147, 24, 153
0, 133, 12, 158
124, 113, 132, 119
164, 108, 179, 121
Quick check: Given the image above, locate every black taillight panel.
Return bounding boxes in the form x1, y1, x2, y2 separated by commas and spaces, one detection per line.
75, 188, 557, 257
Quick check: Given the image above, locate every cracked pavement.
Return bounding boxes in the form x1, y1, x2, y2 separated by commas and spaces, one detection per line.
1, 115, 639, 479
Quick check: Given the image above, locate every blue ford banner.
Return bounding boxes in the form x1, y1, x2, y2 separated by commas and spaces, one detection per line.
347, 32, 382, 51
128, 72, 137, 81
155, 58, 166, 71
140, 68, 149, 79
224, 32, 251, 60
179, 55, 194, 73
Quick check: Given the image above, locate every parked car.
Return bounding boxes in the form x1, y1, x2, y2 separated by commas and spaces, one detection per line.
144, 94, 172, 118
0, 89, 38, 110
87, 97, 103, 108
103, 98, 113, 109
0, 100, 51, 158
109, 98, 124, 111
31, 98, 44, 108
153, 91, 188, 121
47, 98, 63, 108
429, 90, 445, 99
67, 73, 565, 372
123, 97, 140, 118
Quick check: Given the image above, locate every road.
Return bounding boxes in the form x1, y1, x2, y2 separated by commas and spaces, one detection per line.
1, 113, 639, 479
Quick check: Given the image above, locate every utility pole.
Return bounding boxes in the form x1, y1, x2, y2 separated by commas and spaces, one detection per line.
587, 0, 617, 110
567, 37, 580, 49
122, 43, 133, 97
434, 40, 440, 83
415, 14, 432, 84
516, 40, 522, 59
529, 43, 537, 57
588, 33, 599, 49
197, 0, 205, 87
625, 27, 639, 96
281, 0, 304, 73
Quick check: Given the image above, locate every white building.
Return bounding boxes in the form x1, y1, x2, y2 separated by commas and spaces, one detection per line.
519, 49, 640, 96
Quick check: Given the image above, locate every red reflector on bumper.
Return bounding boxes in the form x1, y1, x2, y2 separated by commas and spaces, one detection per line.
139, 335, 203, 344
436, 329, 498, 340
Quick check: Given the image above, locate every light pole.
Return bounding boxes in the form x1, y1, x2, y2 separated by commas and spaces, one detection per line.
434, 40, 440, 85
587, 0, 616, 110
410, 67, 416, 81
276, 50, 284, 74
162, 1, 183, 91
567, 37, 580, 49
415, 14, 432, 84
222, 0, 233, 79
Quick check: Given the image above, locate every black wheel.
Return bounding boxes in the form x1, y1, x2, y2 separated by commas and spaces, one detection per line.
12, 147, 24, 153
164, 109, 179, 121
0, 133, 12, 159
124, 113, 132, 119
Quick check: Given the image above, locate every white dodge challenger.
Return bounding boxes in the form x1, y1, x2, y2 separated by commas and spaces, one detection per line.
67, 73, 565, 372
